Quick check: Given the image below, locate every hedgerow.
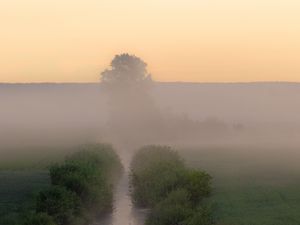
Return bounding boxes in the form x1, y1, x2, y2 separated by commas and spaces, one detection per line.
130, 145, 213, 225
23, 143, 122, 225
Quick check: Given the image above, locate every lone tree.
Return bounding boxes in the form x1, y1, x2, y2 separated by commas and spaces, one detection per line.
100, 53, 162, 146
101, 53, 152, 86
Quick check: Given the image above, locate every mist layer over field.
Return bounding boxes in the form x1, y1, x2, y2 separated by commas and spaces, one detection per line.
1, 82, 300, 147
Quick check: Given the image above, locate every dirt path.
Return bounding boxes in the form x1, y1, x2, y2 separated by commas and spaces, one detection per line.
94, 150, 148, 225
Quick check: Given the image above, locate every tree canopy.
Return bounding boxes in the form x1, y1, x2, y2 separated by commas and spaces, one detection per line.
101, 53, 152, 85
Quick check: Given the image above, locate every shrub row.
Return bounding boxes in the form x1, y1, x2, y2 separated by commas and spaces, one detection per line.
24, 143, 123, 225
130, 145, 213, 225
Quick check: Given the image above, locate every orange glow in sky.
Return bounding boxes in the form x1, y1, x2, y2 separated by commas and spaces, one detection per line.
1, 0, 300, 83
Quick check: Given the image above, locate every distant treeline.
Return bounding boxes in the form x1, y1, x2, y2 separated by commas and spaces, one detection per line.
130, 145, 213, 225
23, 143, 123, 225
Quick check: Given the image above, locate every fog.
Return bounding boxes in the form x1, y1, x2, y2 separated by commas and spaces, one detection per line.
1, 80, 300, 177
1, 59, 300, 225
1, 82, 300, 148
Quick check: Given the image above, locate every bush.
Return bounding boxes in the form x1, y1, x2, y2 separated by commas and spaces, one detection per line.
36, 186, 80, 225
3, 143, 122, 225
131, 145, 184, 173
186, 206, 214, 225
146, 189, 193, 225
50, 144, 122, 188
130, 145, 213, 225
182, 169, 212, 204
50, 162, 106, 200
49, 143, 122, 216
131, 145, 186, 207
132, 162, 188, 206
28, 143, 123, 225
66, 143, 122, 178
50, 163, 92, 196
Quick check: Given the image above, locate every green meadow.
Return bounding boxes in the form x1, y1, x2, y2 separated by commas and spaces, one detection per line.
2, 145, 300, 225
181, 146, 300, 225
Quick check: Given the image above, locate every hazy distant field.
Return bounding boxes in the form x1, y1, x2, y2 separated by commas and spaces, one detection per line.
181, 146, 300, 225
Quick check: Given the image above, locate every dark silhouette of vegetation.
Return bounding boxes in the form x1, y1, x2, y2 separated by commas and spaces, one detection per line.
36, 186, 80, 225
131, 146, 186, 207
23, 213, 56, 225
49, 144, 121, 214
145, 189, 194, 225
100, 54, 165, 146
130, 145, 213, 225
22, 143, 122, 225
186, 206, 214, 225
101, 53, 152, 85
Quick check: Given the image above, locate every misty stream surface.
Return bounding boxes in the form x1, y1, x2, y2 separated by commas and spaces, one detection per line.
93, 151, 148, 225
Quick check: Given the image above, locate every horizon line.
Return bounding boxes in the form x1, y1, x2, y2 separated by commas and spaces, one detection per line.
1, 81, 300, 85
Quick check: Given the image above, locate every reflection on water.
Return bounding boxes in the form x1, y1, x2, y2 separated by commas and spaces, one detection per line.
94, 168, 148, 225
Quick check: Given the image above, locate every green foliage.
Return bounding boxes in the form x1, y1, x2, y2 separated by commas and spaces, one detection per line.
131, 145, 184, 174
36, 186, 80, 225
131, 145, 186, 207
130, 145, 211, 208
146, 189, 193, 225
50, 143, 122, 186
18, 143, 123, 225
23, 213, 57, 225
131, 162, 187, 207
50, 162, 106, 202
186, 207, 214, 225
130, 145, 213, 225
182, 169, 212, 204
49, 143, 121, 215
50, 163, 90, 196
65, 143, 122, 178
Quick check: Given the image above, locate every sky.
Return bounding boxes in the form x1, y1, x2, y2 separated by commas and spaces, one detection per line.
1, 0, 300, 83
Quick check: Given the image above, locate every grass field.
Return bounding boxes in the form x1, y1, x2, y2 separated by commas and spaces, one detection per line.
181, 146, 300, 225
0, 171, 50, 225
0, 147, 64, 224
2, 145, 300, 225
